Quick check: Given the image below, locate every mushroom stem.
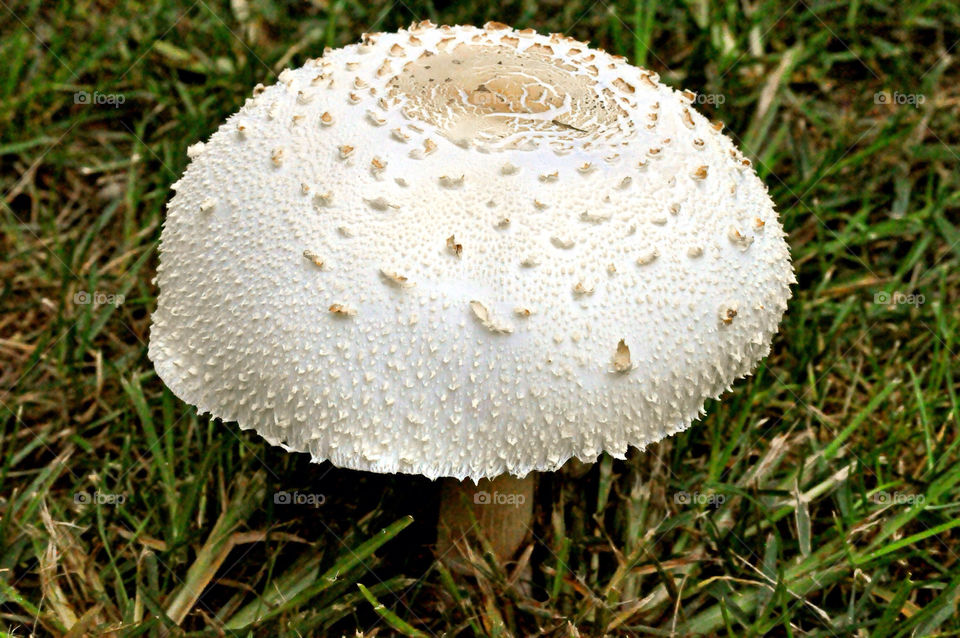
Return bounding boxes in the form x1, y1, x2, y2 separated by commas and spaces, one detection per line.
436, 473, 535, 571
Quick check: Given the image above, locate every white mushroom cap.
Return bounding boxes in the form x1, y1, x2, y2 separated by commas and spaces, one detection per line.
149, 22, 794, 481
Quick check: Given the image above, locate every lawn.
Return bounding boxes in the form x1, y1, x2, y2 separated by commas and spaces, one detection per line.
1, 0, 959, 635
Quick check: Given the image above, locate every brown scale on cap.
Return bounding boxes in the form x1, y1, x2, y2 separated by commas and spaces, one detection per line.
363, 196, 393, 211
573, 281, 595, 296
728, 226, 754, 250
303, 250, 324, 268
639, 73, 657, 89
379, 268, 412, 287
329, 303, 357, 316
527, 43, 555, 56
636, 248, 659, 265
612, 78, 635, 94
580, 210, 612, 223
719, 305, 738, 325
613, 339, 632, 373
446, 235, 463, 257
439, 174, 465, 188
469, 301, 513, 334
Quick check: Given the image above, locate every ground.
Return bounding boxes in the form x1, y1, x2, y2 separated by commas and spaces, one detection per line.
1, 0, 959, 636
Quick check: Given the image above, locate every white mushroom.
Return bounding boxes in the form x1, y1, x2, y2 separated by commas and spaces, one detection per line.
149, 21, 794, 566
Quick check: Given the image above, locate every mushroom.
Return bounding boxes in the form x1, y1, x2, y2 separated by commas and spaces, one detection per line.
149, 22, 794, 571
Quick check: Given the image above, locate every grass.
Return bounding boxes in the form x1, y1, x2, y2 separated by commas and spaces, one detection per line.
1, 0, 959, 635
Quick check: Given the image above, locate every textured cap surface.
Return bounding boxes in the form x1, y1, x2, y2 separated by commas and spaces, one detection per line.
149, 22, 794, 480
